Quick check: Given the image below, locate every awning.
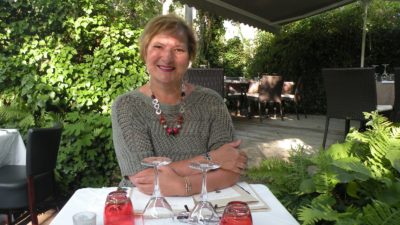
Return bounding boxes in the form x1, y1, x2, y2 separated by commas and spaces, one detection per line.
175, 0, 357, 32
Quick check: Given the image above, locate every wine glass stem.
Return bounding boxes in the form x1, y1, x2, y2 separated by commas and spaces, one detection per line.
200, 169, 208, 202
153, 165, 161, 198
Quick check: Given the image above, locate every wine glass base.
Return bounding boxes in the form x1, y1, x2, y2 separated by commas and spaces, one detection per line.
143, 196, 174, 220
188, 201, 220, 225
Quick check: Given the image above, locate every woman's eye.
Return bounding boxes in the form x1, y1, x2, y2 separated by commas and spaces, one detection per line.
175, 48, 186, 53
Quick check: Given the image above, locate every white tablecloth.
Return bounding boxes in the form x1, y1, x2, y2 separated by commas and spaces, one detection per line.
50, 184, 299, 225
0, 129, 26, 167
377, 81, 395, 105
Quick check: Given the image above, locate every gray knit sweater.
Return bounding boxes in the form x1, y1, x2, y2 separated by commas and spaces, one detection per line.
111, 86, 234, 186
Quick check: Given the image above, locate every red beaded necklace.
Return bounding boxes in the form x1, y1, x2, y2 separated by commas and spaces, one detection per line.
151, 90, 186, 136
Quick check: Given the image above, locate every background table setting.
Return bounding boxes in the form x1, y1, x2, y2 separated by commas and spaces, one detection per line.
0, 128, 26, 167
376, 80, 395, 105
50, 182, 299, 225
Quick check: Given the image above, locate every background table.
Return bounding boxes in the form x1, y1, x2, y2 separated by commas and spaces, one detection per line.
0, 129, 26, 167
376, 81, 395, 105
50, 184, 299, 225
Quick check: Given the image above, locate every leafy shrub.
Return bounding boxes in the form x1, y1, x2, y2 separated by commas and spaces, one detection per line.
247, 0, 400, 114
0, 0, 156, 197
247, 112, 400, 225
222, 37, 249, 77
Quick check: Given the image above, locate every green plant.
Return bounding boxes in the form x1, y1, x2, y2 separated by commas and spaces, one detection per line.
0, 0, 156, 197
247, 112, 400, 225
222, 37, 248, 77
247, 0, 400, 114
193, 10, 225, 68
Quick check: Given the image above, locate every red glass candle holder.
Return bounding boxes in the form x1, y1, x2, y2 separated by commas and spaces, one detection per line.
104, 190, 134, 225
220, 201, 253, 225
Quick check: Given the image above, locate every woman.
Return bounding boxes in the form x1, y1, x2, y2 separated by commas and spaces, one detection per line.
112, 14, 247, 196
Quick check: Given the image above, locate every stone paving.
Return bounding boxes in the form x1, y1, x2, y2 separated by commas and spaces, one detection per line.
232, 114, 362, 168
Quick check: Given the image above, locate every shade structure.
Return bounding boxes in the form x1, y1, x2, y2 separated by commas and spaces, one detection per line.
175, 0, 356, 33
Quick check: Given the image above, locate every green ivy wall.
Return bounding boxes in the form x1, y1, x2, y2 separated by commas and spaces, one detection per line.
0, 0, 158, 196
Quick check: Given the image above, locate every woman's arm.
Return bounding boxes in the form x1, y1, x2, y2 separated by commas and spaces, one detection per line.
130, 139, 247, 196
130, 164, 241, 196
167, 139, 247, 176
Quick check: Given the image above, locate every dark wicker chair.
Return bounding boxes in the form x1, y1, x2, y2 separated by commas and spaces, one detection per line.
322, 68, 392, 149
225, 79, 251, 116
185, 68, 224, 97
391, 67, 400, 122
281, 76, 307, 120
247, 75, 284, 121
0, 125, 63, 225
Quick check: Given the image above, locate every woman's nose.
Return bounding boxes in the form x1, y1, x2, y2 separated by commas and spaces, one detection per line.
160, 49, 174, 62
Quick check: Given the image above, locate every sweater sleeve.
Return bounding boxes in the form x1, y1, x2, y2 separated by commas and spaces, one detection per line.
111, 93, 154, 177
205, 90, 235, 151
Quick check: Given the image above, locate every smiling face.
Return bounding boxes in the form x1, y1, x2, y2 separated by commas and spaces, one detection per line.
145, 32, 190, 86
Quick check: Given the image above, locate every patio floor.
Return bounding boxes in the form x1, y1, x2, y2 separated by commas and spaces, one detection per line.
232, 114, 360, 168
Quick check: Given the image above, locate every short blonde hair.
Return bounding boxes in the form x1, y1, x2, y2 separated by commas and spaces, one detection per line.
139, 14, 197, 62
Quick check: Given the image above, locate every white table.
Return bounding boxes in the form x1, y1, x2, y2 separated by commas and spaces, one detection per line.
376, 81, 395, 105
0, 129, 26, 167
50, 184, 299, 225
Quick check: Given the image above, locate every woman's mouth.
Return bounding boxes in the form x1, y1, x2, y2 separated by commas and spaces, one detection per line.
158, 65, 175, 72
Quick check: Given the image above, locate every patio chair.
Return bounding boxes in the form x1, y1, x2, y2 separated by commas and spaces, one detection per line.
391, 67, 400, 122
322, 68, 392, 149
281, 76, 307, 120
185, 68, 224, 97
0, 124, 63, 225
224, 77, 251, 117
247, 75, 284, 121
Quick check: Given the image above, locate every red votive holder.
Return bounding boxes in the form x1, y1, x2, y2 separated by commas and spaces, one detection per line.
220, 201, 253, 225
104, 190, 135, 225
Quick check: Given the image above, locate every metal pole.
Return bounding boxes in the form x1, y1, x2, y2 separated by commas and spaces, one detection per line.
185, 5, 193, 27
360, 0, 370, 68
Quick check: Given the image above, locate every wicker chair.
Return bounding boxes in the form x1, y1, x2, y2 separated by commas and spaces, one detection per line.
281, 76, 307, 120
391, 67, 400, 122
247, 75, 284, 121
322, 68, 392, 149
185, 68, 224, 97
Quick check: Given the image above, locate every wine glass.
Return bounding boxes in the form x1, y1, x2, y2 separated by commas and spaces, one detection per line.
188, 161, 220, 225
220, 201, 253, 225
141, 157, 174, 221
382, 64, 389, 81
371, 64, 379, 80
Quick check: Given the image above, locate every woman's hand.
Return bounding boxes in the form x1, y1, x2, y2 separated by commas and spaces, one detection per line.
210, 140, 248, 174
130, 166, 185, 196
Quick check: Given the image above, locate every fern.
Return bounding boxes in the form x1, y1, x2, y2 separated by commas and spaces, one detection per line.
361, 201, 400, 225
385, 139, 400, 173
298, 203, 339, 225
247, 112, 400, 225
0, 104, 34, 125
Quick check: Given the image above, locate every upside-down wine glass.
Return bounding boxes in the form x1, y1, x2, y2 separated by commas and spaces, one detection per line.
371, 64, 379, 81
188, 160, 220, 225
141, 157, 174, 222
382, 64, 389, 81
